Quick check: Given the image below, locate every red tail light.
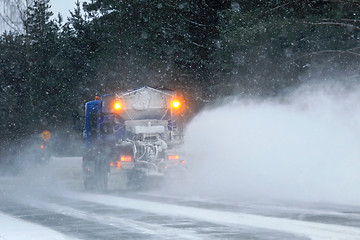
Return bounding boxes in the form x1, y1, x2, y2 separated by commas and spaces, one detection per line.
168, 155, 179, 160
111, 161, 122, 168
116, 161, 122, 168
120, 155, 132, 162
40, 145, 44, 149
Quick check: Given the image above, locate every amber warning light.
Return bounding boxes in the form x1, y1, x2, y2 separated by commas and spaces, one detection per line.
110, 161, 122, 169
172, 100, 181, 109
171, 98, 184, 111
41, 130, 51, 141
114, 102, 122, 110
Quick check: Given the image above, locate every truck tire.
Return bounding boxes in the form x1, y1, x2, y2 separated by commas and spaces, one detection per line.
84, 177, 94, 190
94, 162, 108, 191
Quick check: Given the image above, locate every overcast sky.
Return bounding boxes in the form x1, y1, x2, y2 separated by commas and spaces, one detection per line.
50, 0, 82, 19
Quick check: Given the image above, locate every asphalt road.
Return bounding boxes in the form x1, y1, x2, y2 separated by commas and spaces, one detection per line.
1, 157, 360, 240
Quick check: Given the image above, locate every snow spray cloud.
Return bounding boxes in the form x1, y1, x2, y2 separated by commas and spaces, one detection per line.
0, 134, 84, 203
182, 82, 360, 204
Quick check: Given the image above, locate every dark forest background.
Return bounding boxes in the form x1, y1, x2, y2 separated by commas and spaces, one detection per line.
0, 0, 359, 162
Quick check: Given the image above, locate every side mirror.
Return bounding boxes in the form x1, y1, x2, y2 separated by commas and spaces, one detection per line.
72, 110, 82, 131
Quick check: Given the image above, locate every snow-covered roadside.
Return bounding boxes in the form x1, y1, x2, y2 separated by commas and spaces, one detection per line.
34, 202, 204, 240
0, 212, 77, 240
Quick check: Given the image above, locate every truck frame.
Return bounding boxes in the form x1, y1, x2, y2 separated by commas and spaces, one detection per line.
82, 86, 185, 190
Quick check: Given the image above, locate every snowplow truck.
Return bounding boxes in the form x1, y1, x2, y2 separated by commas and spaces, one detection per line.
83, 86, 185, 190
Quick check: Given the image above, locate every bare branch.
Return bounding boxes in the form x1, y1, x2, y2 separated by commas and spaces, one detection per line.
268, 2, 291, 12
348, 75, 360, 79
306, 21, 360, 31
0, 12, 22, 33
322, 0, 360, 3
186, 39, 208, 49
320, 18, 360, 23
15, 0, 27, 24
339, 19, 360, 23
0, 0, 29, 33
186, 19, 211, 27
260, 2, 291, 17
285, 49, 360, 65
343, 46, 360, 53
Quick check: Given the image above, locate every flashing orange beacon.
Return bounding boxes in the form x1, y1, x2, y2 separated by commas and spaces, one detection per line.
114, 102, 122, 110
171, 97, 183, 110
172, 100, 181, 109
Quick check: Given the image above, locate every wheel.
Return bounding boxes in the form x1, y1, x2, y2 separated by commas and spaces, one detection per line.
94, 162, 108, 191
84, 177, 94, 190
83, 147, 109, 191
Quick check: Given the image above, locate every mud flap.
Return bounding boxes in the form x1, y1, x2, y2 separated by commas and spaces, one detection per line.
126, 169, 146, 190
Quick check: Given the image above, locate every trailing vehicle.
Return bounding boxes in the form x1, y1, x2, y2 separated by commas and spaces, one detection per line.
82, 86, 186, 190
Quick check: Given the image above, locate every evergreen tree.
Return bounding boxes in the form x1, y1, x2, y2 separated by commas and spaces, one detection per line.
0, 33, 28, 142
23, 0, 62, 129
212, 0, 360, 96
58, 0, 98, 108
1, 0, 359, 163
80, 0, 231, 102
